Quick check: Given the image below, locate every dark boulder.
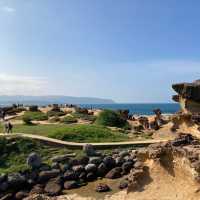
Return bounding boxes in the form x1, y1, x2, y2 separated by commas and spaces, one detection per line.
0, 174, 7, 183
64, 170, 78, 181
115, 157, 125, 167
79, 172, 87, 180
64, 180, 79, 190
122, 161, 133, 174
7, 173, 26, 189
119, 151, 129, 158
38, 169, 60, 183
44, 179, 62, 196
85, 164, 97, 173
89, 157, 102, 166
103, 156, 116, 169
86, 172, 96, 181
0, 181, 8, 192
105, 167, 122, 179
97, 163, 108, 177
27, 152, 42, 169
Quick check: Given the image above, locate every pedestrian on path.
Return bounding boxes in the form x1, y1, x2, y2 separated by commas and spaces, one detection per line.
4, 120, 13, 134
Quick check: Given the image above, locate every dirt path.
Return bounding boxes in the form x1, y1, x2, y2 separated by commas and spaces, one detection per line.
0, 133, 168, 149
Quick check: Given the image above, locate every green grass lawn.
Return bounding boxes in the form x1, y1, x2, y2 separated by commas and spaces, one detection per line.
0, 123, 128, 143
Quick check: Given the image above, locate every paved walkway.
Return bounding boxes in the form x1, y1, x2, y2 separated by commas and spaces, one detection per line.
0, 133, 168, 149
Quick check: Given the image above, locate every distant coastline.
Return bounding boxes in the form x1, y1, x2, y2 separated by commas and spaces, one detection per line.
0, 95, 115, 105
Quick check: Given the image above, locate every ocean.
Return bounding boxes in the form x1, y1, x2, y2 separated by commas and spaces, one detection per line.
80, 103, 180, 115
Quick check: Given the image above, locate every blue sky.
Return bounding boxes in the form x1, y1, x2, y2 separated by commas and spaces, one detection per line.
0, 0, 200, 102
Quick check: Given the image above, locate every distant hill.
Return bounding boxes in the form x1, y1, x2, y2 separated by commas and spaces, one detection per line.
0, 95, 115, 106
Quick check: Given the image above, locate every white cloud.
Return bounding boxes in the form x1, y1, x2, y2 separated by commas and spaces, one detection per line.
1, 6, 15, 13
0, 74, 48, 95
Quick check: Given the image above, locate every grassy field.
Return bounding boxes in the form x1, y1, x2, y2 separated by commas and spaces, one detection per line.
0, 137, 82, 174
0, 124, 128, 143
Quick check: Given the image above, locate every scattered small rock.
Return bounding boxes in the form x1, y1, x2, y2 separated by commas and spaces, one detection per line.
119, 180, 129, 189
96, 183, 111, 192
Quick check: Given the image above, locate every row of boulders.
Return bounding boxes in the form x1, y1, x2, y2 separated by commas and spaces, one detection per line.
0, 144, 142, 199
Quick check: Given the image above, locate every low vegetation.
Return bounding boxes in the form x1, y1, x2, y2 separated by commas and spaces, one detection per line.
22, 115, 32, 125
95, 109, 128, 128
47, 110, 65, 117
48, 124, 128, 143
22, 111, 48, 121
0, 124, 128, 143
61, 115, 78, 124
0, 137, 80, 173
72, 112, 97, 122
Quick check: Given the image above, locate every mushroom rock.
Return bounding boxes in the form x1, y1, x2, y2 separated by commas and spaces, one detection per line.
172, 80, 200, 114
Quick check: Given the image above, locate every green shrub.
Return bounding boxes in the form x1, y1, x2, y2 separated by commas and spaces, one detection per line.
95, 110, 127, 128
22, 115, 32, 125
47, 110, 65, 117
23, 111, 48, 121
72, 112, 96, 122
61, 116, 78, 124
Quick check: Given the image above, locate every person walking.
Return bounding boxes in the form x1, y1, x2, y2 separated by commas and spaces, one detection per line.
4, 120, 13, 134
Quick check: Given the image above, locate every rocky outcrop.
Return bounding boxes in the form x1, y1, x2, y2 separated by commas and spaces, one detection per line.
172, 80, 200, 113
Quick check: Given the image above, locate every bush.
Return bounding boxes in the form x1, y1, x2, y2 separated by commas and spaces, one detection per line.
22, 115, 32, 125
95, 110, 127, 128
47, 110, 65, 117
23, 111, 48, 121
61, 116, 78, 124
72, 112, 97, 122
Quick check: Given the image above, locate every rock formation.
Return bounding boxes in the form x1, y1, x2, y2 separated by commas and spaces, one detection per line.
172, 80, 200, 113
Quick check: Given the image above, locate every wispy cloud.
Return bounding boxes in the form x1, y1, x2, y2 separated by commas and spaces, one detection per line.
0, 74, 48, 95
1, 6, 16, 13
